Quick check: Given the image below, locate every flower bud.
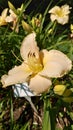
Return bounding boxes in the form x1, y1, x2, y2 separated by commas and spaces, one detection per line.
54, 85, 66, 95
48, 29, 53, 34
70, 24, 73, 33
22, 20, 33, 33
63, 89, 72, 97
8, 1, 17, 14
63, 97, 73, 103
31, 17, 41, 28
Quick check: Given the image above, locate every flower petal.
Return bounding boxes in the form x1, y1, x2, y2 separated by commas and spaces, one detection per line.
20, 33, 39, 61
57, 16, 69, 25
0, 8, 8, 26
29, 74, 52, 94
50, 14, 69, 25
6, 15, 14, 22
9, 9, 17, 18
49, 5, 70, 15
61, 5, 71, 15
1, 63, 31, 88
1, 8, 8, 18
50, 14, 57, 22
49, 6, 60, 14
6, 9, 17, 22
39, 49, 72, 78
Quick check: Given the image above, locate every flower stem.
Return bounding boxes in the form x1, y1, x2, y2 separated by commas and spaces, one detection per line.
42, 98, 56, 130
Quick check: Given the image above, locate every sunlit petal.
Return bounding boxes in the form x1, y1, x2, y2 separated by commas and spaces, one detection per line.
1, 8, 8, 18
5, 16, 13, 22
50, 14, 69, 24
0, 8, 8, 26
20, 33, 39, 61
57, 16, 69, 25
29, 74, 52, 94
49, 6, 61, 14
6, 9, 17, 22
39, 50, 72, 77
50, 14, 57, 22
9, 9, 17, 18
1, 63, 31, 88
61, 5, 71, 15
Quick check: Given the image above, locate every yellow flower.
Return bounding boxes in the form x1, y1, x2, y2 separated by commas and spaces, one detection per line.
0, 8, 8, 26
5, 9, 18, 32
49, 5, 71, 25
54, 85, 66, 95
1, 33, 72, 94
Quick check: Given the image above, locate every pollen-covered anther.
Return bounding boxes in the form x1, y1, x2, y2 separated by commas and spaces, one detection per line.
27, 51, 43, 74
28, 51, 36, 58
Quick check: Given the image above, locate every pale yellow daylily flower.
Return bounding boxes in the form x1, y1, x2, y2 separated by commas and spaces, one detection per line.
49, 5, 71, 25
5, 9, 18, 32
1, 33, 72, 94
0, 8, 8, 26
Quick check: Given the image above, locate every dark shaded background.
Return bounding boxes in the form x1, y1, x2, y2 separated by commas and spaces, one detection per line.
0, 0, 73, 15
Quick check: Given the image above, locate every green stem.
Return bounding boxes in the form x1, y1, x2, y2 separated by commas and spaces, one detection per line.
42, 98, 56, 130
47, 40, 67, 50
42, 98, 51, 130
42, 21, 57, 47
10, 93, 14, 130
51, 21, 57, 36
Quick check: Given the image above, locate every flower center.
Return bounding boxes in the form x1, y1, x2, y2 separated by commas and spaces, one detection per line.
27, 52, 43, 74
56, 9, 64, 17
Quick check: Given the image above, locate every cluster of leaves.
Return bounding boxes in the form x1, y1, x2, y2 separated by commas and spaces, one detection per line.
0, 0, 73, 130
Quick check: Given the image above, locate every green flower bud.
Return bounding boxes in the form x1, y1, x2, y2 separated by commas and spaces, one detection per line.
8, 1, 17, 14
22, 20, 33, 33
63, 97, 73, 103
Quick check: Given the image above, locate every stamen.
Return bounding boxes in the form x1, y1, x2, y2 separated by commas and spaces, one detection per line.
28, 51, 36, 58
33, 52, 36, 57
27, 51, 43, 74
